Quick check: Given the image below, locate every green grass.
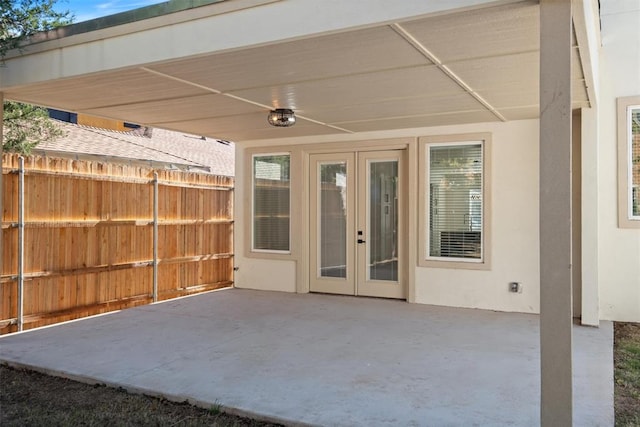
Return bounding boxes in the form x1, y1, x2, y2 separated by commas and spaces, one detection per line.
210, 400, 224, 415
615, 322, 640, 427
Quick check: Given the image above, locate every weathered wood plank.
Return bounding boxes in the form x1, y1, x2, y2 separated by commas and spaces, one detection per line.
1, 153, 234, 334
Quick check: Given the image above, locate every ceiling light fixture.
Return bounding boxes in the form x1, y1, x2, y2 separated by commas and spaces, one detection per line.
267, 108, 296, 127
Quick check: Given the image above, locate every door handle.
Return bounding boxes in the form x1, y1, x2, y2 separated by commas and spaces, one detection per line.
357, 239, 366, 244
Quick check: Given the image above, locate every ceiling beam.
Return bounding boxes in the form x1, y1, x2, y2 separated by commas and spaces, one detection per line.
390, 23, 507, 122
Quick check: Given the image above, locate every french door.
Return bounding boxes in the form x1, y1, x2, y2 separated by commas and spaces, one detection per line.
309, 150, 405, 299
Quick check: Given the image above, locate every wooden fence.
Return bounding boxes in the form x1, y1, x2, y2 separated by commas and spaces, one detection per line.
1, 154, 234, 334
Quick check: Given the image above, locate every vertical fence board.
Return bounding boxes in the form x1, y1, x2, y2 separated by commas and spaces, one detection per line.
1, 153, 233, 334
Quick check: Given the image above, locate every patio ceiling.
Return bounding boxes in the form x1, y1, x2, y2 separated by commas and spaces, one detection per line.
1, 1, 590, 142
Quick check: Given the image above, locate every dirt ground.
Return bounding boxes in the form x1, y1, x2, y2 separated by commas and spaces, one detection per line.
0, 365, 281, 427
1, 322, 639, 426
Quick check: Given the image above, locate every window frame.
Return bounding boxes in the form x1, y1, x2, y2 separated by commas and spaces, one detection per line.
617, 96, 640, 228
250, 152, 292, 254
418, 133, 492, 270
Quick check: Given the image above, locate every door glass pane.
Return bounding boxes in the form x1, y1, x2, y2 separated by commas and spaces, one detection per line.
368, 160, 398, 281
319, 163, 348, 278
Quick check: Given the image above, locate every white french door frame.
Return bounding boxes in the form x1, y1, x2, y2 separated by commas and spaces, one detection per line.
309, 152, 356, 295
308, 149, 407, 299
357, 150, 405, 299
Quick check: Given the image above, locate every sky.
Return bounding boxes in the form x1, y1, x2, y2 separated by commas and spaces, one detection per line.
54, 0, 164, 23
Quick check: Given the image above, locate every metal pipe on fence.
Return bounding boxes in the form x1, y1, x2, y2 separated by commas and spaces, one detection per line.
17, 156, 24, 331
152, 172, 159, 302
0, 155, 234, 334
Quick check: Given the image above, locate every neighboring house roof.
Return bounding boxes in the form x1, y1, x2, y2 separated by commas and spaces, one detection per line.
33, 120, 235, 176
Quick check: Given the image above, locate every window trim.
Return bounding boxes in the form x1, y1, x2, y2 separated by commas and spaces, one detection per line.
250, 151, 292, 254
418, 133, 492, 270
617, 96, 640, 228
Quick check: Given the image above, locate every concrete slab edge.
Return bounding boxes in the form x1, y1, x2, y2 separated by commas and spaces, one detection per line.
0, 359, 318, 427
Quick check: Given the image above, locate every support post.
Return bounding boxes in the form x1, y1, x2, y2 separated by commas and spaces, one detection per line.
17, 156, 25, 331
540, 0, 573, 425
581, 106, 599, 326
152, 172, 159, 302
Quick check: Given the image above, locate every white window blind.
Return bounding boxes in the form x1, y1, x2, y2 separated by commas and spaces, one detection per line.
252, 154, 290, 252
428, 143, 483, 260
630, 106, 640, 218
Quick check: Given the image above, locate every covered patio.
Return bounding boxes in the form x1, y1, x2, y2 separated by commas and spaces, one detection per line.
0, 289, 613, 426
2, 0, 632, 424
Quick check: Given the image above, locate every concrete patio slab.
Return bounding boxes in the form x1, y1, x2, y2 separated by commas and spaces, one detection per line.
0, 289, 613, 426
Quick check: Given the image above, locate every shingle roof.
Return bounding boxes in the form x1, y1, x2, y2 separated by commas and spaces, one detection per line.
33, 120, 235, 176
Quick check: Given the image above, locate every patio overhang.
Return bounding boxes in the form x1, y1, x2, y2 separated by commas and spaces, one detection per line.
0, 0, 604, 425
0, 0, 596, 142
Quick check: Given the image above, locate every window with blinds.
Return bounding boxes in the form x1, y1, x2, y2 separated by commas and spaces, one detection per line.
428, 143, 483, 261
617, 96, 640, 228
630, 106, 640, 219
252, 154, 290, 252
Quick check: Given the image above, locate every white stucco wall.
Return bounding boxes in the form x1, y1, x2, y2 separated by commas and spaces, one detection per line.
415, 120, 540, 313
234, 258, 297, 293
597, 1, 640, 322
233, 150, 298, 293
234, 119, 541, 314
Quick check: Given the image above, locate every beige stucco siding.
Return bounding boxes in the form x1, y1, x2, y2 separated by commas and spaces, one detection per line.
597, 4, 640, 322
234, 119, 542, 314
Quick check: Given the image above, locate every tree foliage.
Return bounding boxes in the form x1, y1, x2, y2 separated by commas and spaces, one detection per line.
3, 101, 64, 154
1, 0, 73, 153
1, 0, 73, 59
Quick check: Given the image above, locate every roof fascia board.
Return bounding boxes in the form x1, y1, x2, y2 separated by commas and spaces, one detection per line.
3, 0, 279, 59
29, 0, 229, 42
1, 0, 525, 90
572, 0, 600, 108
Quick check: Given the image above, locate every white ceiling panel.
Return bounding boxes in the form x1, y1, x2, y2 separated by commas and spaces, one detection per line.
160, 115, 344, 141
1, 0, 593, 141
400, 1, 540, 62
155, 112, 340, 136
336, 110, 497, 132
148, 26, 430, 93
6, 69, 207, 111
229, 65, 465, 112
445, 51, 538, 90
499, 106, 540, 121
500, 92, 591, 121
465, 47, 584, 82
445, 49, 585, 105
475, 87, 538, 109
306, 93, 485, 124
85, 94, 263, 125
209, 125, 345, 142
